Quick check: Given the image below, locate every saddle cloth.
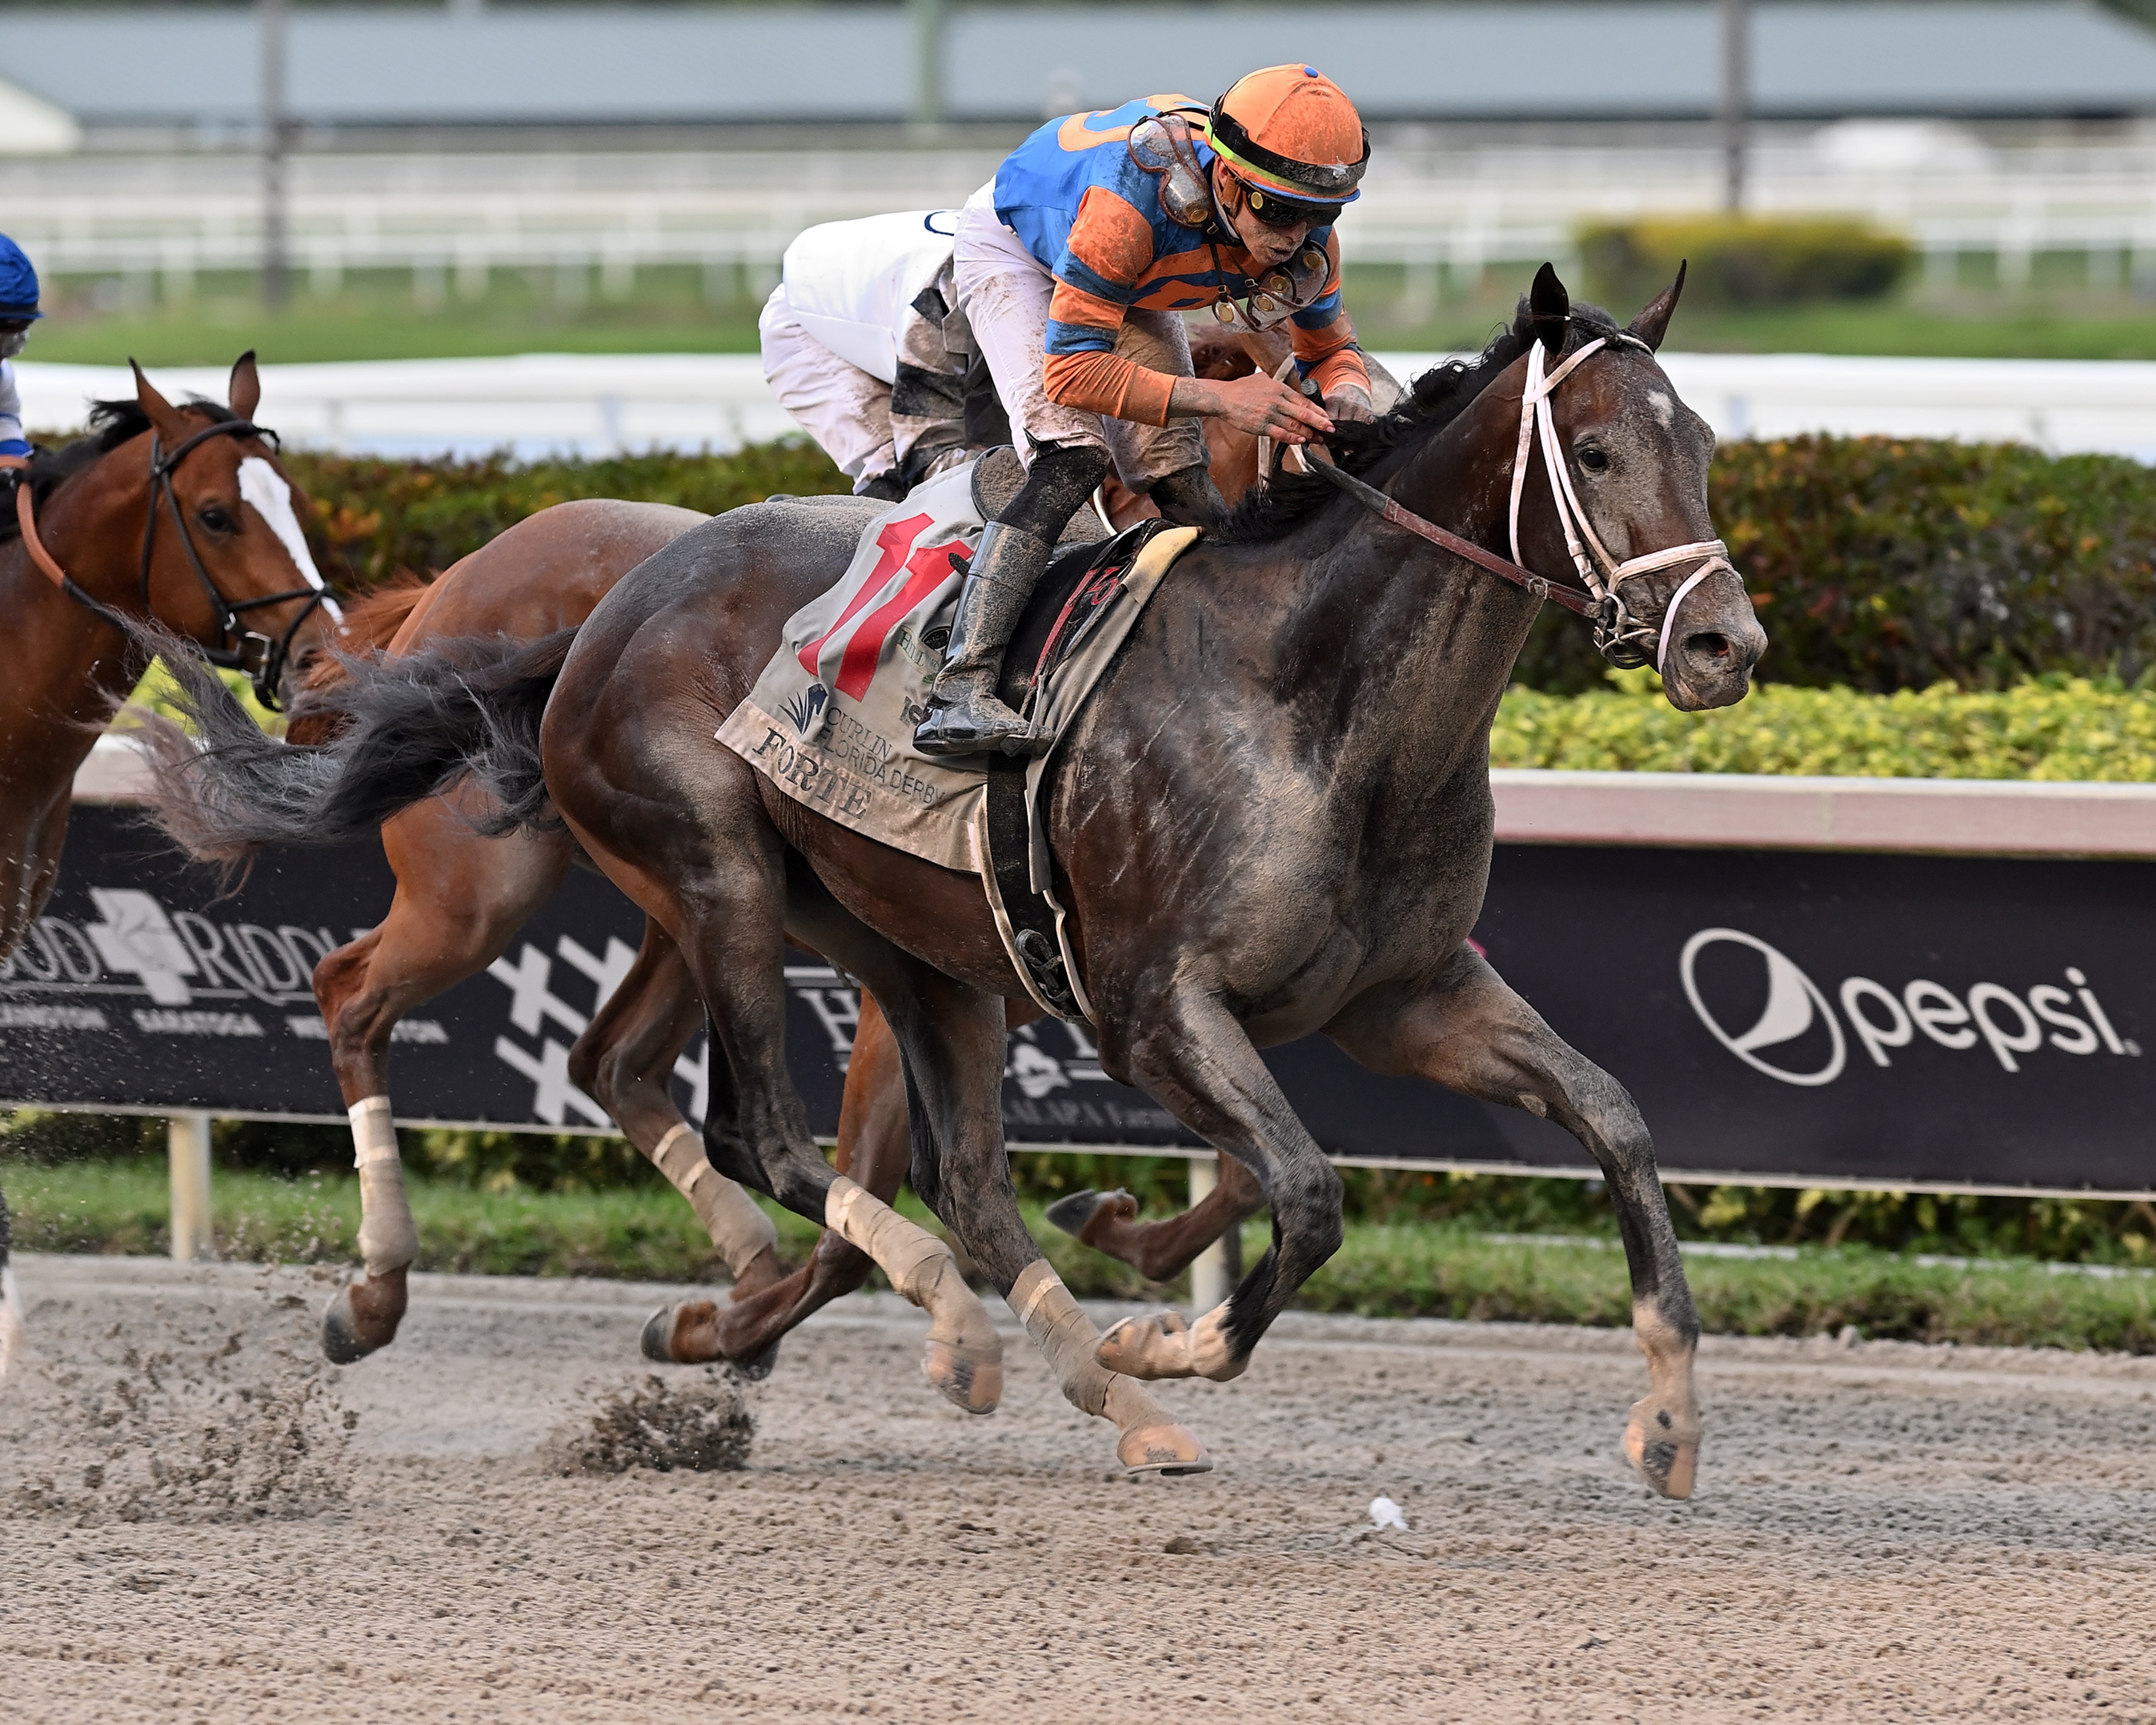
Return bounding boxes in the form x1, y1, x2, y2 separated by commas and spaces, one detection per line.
715, 454, 1197, 877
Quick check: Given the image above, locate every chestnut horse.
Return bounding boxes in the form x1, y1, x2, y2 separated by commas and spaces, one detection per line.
0, 355, 339, 1378
142, 268, 1763, 1490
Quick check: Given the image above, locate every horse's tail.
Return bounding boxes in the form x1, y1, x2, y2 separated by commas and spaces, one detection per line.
287, 572, 433, 748
129, 621, 577, 868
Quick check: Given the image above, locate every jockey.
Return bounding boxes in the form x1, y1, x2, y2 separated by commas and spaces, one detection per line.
0, 234, 38, 472
916, 65, 1373, 757
760, 209, 982, 501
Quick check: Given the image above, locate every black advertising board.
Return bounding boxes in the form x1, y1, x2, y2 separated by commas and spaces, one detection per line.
2, 808, 2150, 1195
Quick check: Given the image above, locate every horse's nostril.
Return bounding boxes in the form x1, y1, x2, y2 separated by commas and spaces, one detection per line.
1686, 631, 1733, 662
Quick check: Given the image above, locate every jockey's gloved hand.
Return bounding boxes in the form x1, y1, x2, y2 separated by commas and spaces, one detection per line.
1324, 384, 1377, 426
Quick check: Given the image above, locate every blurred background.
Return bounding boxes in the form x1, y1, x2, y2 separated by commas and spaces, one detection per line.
9, 0, 2156, 452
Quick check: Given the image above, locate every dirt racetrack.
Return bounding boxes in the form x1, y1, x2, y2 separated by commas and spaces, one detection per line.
3, 1253, 2154, 1723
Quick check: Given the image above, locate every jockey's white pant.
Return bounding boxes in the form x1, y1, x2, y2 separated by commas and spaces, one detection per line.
952, 183, 1206, 491
760, 286, 903, 492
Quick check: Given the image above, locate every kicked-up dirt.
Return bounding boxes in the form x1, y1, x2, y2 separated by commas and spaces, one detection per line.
2, 1251, 2154, 1723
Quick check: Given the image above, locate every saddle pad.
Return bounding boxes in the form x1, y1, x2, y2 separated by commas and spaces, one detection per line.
715, 456, 1196, 876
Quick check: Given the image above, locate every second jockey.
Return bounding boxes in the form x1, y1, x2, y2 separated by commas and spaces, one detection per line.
915, 64, 1374, 757
0, 234, 40, 472
759, 209, 985, 501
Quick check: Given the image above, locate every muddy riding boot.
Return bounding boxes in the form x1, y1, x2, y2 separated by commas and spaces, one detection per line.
913, 520, 1053, 758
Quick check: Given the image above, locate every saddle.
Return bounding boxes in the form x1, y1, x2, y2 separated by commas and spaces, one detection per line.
981, 517, 1183, 1023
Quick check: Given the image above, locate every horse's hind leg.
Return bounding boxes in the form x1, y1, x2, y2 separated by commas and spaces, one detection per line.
314, 794, 571, 1362
646, 987, 908, 1369
560, 915, 797, 1366
1328, 945, 1702, 1499
571, 776, 1003, 1414
1045, 1150, 1264, 1282
815, 939, 1208, 1474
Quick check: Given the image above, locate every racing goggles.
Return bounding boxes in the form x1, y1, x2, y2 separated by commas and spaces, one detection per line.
1234, 177, 1342, 231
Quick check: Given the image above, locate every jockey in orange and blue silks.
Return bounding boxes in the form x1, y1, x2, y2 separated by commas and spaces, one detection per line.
916, 66, 1373, 760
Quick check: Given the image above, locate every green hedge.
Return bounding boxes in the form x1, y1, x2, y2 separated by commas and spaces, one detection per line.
1493, 669, 2156, 779
284, 439, 848, 591
1517, 435, 2156, 694
1579, 213, 1914, 310
279, 434, 2156, 697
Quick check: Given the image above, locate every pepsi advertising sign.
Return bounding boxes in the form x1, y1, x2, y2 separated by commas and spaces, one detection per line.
1, 812, 2150, 1195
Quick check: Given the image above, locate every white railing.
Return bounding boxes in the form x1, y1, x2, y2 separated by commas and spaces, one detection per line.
24, 348, 2156, 464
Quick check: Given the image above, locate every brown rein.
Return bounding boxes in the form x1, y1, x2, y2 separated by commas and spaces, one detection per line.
1303, 453, 1599, 620
14, 476, 135, 634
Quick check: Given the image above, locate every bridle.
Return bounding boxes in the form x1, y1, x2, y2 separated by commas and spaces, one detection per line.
11, 415, 329, 709
1312, 331, 1736, 673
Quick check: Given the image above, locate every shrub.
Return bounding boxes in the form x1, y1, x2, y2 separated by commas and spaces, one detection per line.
283, 438, 847, 589
1578, 213, 1914, 309
1518, 435, 2156, 693
1492, 670, 2156, 780
266, 432, 2156, 696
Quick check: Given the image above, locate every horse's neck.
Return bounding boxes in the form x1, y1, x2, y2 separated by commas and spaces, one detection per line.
0, 479, 148, 798
1284, 408, 1541, 796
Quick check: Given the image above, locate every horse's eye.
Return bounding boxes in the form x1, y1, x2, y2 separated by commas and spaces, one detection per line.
198, 503, 237, 533
1577, 445, 1610, 474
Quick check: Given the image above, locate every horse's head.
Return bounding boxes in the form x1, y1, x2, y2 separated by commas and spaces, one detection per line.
126, 354, 340, 708
1508, 264, 1766, 712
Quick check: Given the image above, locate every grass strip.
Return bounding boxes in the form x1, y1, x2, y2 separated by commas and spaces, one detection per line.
12, 1164, 2156, 1353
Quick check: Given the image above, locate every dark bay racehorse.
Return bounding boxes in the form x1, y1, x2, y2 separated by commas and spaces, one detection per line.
139, 269, 1763, 1491
194, 323, 1305, 1373
0, 355, 338, 1378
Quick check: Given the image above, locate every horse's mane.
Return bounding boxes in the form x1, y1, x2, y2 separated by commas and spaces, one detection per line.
1213, 295, 1628, 544
0, 395, 240, 548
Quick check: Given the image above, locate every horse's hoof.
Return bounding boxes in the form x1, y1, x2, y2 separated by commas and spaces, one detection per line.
922, 1336, 1003, 1415
726, 1340, 782, 1383
640, 1305, 684, 1362
321, 1269, 407, 1365
1096, 1310, 1196, 1379
1116, 1418, 1212, 1477
1044, 1189, 1104, 1238
1625, 1400, 1701, 1499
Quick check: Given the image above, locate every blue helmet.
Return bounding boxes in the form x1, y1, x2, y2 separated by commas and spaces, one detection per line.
0, 235, 42, 319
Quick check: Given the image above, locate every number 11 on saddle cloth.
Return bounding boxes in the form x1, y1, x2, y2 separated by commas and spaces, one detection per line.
715, 455, 1197, 878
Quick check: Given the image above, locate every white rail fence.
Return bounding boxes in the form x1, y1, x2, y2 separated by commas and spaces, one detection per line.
22, 350, 2156, 463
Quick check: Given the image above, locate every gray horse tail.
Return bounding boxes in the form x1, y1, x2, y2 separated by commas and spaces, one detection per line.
130, 620, 577, 869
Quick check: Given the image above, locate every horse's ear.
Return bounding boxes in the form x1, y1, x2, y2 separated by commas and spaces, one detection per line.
130, 360, 192, 448
1529, 262, 1569, 355
228, 350, 262, 420
1627, 261, 1687, 353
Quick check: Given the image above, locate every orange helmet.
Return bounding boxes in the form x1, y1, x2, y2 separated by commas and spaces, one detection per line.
1206, 66, 1369, 212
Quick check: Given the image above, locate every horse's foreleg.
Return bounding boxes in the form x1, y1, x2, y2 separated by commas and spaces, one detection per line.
1045, 1149, 1264, 1282
1091, 989, 1343, 1384
314, 800, 570, 1363
644, 988, 905, 1371
568, 917, 784, 1294
858, 962, 1208, 1476
1328, 946, 1702, 1499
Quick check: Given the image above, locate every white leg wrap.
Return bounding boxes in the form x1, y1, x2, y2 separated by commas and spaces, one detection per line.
824, 1174, 994, 1350
1010, 1260, 1134, 1422
0, 1267, 22, 1382
650, 1123, 778, 1278
350, 1096, 419, 1278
